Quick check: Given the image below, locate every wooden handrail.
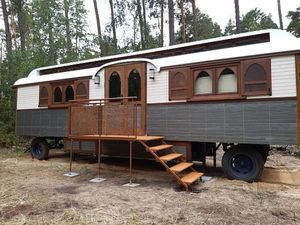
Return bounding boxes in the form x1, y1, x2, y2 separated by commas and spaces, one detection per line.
68, 96, 137, 104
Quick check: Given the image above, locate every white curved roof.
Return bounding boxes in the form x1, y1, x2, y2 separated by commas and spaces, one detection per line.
14, 29, 300, 86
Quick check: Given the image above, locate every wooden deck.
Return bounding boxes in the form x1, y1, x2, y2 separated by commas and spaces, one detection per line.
68, 134, 164, 141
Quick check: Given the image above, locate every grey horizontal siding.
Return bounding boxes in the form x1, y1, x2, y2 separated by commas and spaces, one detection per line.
16, 109, 68, 137
147, 100, 297, 145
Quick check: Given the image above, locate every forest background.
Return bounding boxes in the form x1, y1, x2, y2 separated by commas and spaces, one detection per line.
0, 0, 299, 146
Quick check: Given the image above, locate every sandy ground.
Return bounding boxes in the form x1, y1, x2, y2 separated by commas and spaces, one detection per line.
0, 148, 300, 225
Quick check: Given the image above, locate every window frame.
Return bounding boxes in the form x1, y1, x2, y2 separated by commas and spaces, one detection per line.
188, 63, 242, 101
216, 65, 239, 95
74, 79, 89, 100
38, 79, 89, 108
241, 58, 271, 96
39, 84, 51, 107
193, 69, 215, 96
169, 67, 190, 100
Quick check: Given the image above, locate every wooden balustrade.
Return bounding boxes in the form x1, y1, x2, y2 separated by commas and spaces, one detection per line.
68, 97, 138, 137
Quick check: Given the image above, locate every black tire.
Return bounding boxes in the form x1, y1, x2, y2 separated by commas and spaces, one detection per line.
222, 147, 264, 182
31, 138, 49, 160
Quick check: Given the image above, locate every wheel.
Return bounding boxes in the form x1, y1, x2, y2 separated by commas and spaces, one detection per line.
31, 138, 49, 160
222, 146, 264, 182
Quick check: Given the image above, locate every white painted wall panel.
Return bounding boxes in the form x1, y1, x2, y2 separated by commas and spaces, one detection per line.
271, 56, 296, 97
17, 86, 39, 110
147, 63, 169, 104
89, 69, 105, 100
247, 55, 296, 99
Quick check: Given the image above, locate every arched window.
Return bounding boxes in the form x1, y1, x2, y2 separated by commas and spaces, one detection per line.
242, 58, 271, 96
65, 85, 74, 101
40, 86, 48, 98
76, 82, 87, 95
217, 68, 237, 93
169, 68, 189, 100
53, 87, 62, 103
128, 69, 141, 100
244, 64, 267, 92
39, 86, 49, 107
109, 72, 121, 98
194, 71, 212, 95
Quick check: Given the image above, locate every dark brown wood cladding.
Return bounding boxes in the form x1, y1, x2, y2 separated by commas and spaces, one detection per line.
74, 79, 89, 100
169, 68, 190, 100
241, 58, 271, 96
39, 78, 89, 108
169, 58, 270, 102
39, 84, 51, 107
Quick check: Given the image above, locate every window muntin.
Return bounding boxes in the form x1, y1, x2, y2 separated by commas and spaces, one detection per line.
194, 71, 212, 95
109, 72, 121, 98
217, 68, 237, 93
128, 69, 141, 100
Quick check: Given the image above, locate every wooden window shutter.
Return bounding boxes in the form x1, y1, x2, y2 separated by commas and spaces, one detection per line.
74, 79, 89, 100
39, 84, 51, 107
169, 68, 190, 100
242, 58, 271, 96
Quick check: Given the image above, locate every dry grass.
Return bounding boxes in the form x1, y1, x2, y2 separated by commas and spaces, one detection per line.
0, 149, 300, 225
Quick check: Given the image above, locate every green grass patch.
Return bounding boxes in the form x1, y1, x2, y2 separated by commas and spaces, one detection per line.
0, 147, 28, 159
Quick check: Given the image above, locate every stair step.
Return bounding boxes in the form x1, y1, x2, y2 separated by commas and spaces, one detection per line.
137, 136, 164, 141
149, 144, 173, 152
170, 162, 193, 173
159, 153, 182, 162
181, 172, 204, 184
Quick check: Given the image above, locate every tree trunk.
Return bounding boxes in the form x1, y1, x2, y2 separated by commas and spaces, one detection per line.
109, 0, 117, 50
141, 0, 147, 48
136, 0, 145, 49
13, 0, 26, 54
168, 0, 175, 45
277, 0, 283, 30
93, 0, 103, 56
179, 0, 186, 43
160, 0, 164, 47
47, 1, 55, 64
1, 0, 12, 55
234, 0, 241, 33
191, 0, 196, 40
63, 0, 72, 57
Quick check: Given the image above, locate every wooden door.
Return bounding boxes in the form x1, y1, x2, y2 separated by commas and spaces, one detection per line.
105, 63, 147, 135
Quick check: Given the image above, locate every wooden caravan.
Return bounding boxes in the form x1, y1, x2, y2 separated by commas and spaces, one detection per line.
14, 29, 300, 189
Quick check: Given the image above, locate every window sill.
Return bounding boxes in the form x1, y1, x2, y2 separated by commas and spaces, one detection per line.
188, 94, 246, 102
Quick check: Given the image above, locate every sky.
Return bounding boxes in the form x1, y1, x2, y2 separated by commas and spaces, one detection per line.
84, 0, 300, 35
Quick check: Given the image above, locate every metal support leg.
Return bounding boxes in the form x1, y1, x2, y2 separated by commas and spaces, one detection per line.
64, 139, 79, 177
213, 147, 217, 168
89, 140, 106, 183
122, 140, 140, 187
69, 139, 73, 172
97, 140, 101, 178
129, 141, 132, 183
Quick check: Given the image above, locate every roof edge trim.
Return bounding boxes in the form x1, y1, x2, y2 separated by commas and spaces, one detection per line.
92, 58, 160, 79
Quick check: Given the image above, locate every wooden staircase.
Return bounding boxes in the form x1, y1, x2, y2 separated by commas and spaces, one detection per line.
138, 136, 204, 191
